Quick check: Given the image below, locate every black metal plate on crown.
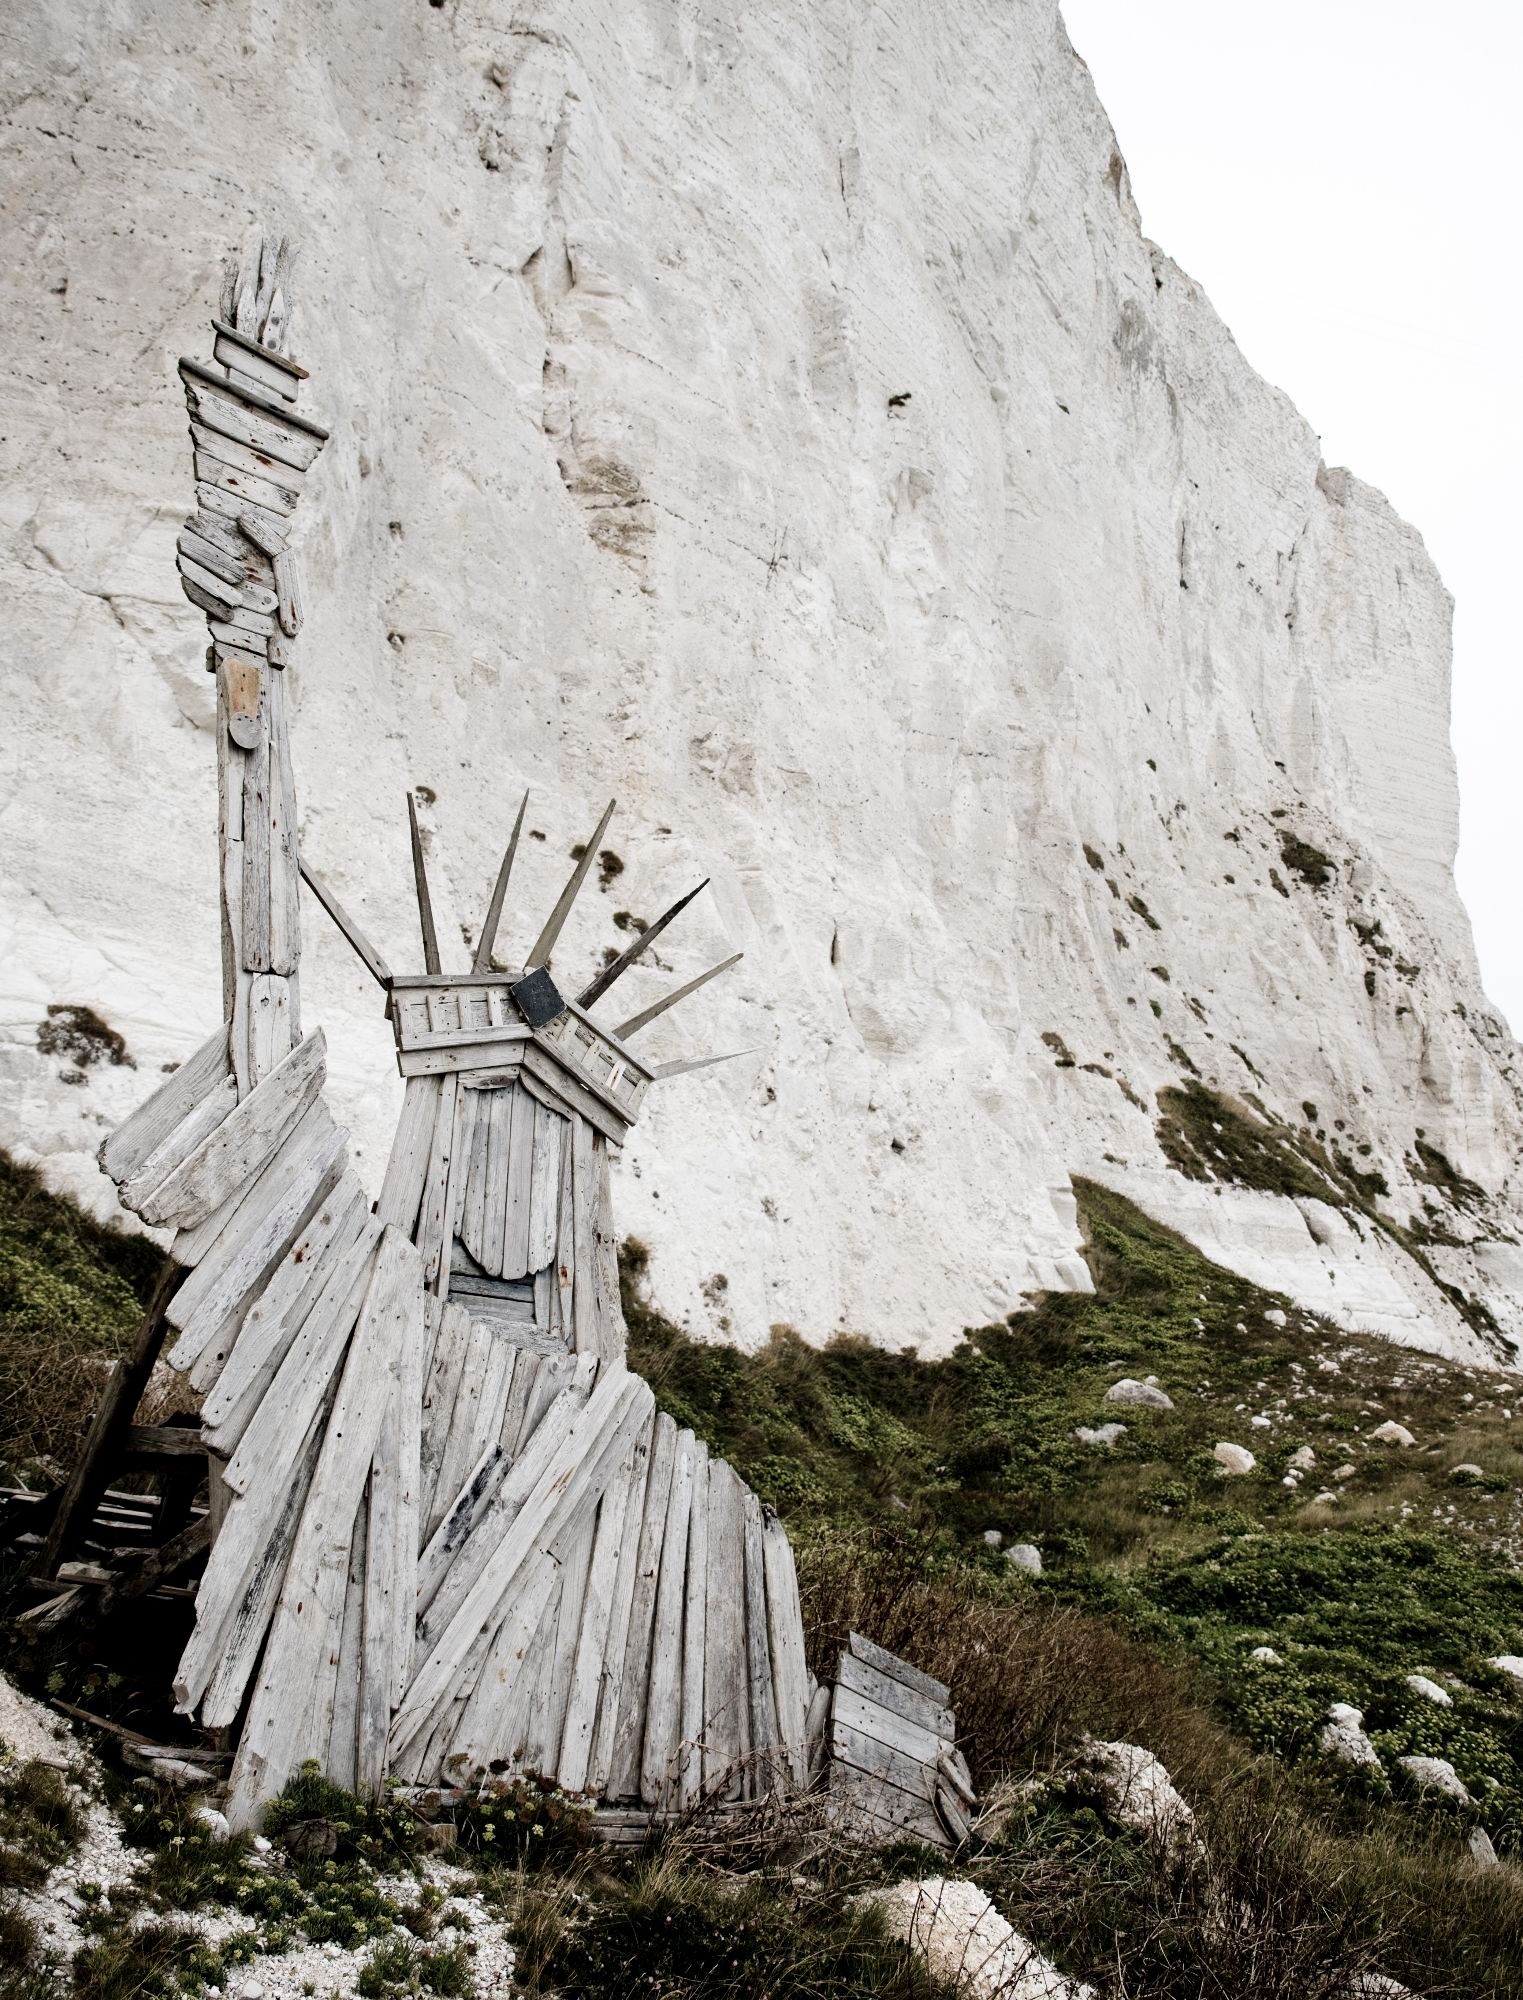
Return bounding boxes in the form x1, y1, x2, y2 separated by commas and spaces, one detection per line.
510, 966, 568, 1029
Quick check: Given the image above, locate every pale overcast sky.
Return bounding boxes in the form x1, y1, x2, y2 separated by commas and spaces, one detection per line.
1061, 0, 1523, 1030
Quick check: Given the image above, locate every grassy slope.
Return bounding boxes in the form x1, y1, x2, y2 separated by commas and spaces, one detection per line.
6, 1160, 1523, 1993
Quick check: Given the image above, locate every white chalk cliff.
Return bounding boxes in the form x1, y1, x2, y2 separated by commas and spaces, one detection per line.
3, 0, 1520, 1363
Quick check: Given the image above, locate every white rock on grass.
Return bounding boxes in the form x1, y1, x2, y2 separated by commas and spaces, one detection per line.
1006, 1543, 1042, 1576
1369, 1421, 1416, 1447
869, 1877, 1095, 2000
1449, 1463, 1487, 1482
1073, 1424, 1127, 1449
1263, 1309, 1288, 1327
1488, 1655, 1523, 1683
981, 1529, 1004, 1548
1249, 1646, 1281, 1664
1405, 1674, 1452, 1707
1319, 1702, 1381, 1769
1067, 1738, 1203, 1865
1288, 1446, 1317, 1472
1103, 1378, 1174, 1410
1212, 1442, 1256, 1475
1396, 1755, 1469, 1803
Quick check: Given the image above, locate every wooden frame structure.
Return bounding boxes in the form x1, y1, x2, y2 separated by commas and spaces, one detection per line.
17, 236, 971, 1849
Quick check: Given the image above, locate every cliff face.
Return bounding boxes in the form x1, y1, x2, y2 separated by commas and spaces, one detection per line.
3, 0, 1519, 1361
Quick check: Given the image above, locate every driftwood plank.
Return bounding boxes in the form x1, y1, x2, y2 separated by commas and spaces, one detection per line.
555, 1111, 576, 1335
639, 1427, 695, 1807
419, 1302, 472, 1537
416, 1443, 505, 1616
186, 1394, 329, 1725
265, 672, 301, 985
591, 1137, 625, 1364
395, 1366, 645, 1757
197, 1174, 367, 1431
829, 1757, 948, 1849
558, 1432, 641, 1794
327, 1503, 369, 1791
196, 476, 291, 545
459, 1086, 492, 1266
830, 1684, 947, 1769
703, 1459, 747, 1801
503, 1085, 535, 1278
440, 1547, 561, 1780
415, 1074, 461, 1291
181, 367, 326, 471
221, 1214, 382, 1500
585, 1410, 657, 1797
165, 1105, 346, 1380
193, 445, 299, 517
226, 1227, 418, 1826
118, 1077, 238, 1215
678, 1443, 710, 1806
430, 1320, 493, 1527
845, 1632, 950, 1708
520, 1041, 629, 1145
376, 1077, 441, 1236
247, 974, 295, 1081
498, 1347, 540, 1458
529, 1517, 594, 1780
835, 1652, 955, 1741
102, 1022, 232, 1185
570, 1117, 599, 1356
605, 1411, 678, 1801
742, 1489, 779, 1797
135, 1030, 324, 1230
481, 1087, 511, 1279
762, 1512, 810, 1789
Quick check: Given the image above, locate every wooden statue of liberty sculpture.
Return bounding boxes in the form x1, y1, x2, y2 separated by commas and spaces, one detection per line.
30, 236, 974, 1852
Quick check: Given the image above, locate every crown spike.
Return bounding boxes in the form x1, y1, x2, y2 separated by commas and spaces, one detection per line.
525, 797, 616, 971
472, 789, 529, 973
298, 856, 391, 988
576, 879, 709, 1010
652, 1047, 757, 1081
615, 951, 743, 1040
407, 790, 442, 975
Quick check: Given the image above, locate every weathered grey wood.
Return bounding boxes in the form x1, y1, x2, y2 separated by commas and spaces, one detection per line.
616, 954, 744, 1041
742, 1487, 778, 1797
187, 507, 248, 557
639, 1426, 695, 1806
935, 1780, 972, 1848
512, 1346, 574, 1453
678, 1442, 710, 1805
459, 1085, 492, 1264
368, 1260, 425, 1739
396, 1035, 536, 1081
498, 1347, 541, 1458
261, 668, 301, 987
520, 1041, 630, 1145
762, 1512, 810, 1789
298, 856, 390, 987
181, 362, 328, 470
141, 1016, 321, 1231
591, 1137, 625, 1365
430, 1319, 492, 1526
247, 973, 294, 1080
606, 1411, 678, 1800
845, 1632, 950, 1709
272, 549, 302, 636
805, 1680, 831, 1784
407, 790, 442, 975
830, 1683, 947, 1769
197, 479, 289, 546
165, 1105, 347, 1380
118, 1076, 238, 1216
193, 447, 299, 517
327, 1503, 369, 1791
415, 1073, 460, 1290
188, 1394, 330, 1725
829, 1756, 947, 1849
554, 1109, 576, 1333
936, 1749, 977, 1811
197, 1174, 368, 1430
472, 789, 528, 973
419, 1301, 474, 1539
227, 1225, 418, 1826
102, 1021, 232, 1184
178, 527, 247, 586
236, 506, 288, 557
525, 798, 615, 970
835, 1651, 955, 1741
703, 1458, 747, 1801
481, 1087, 510, 1277
503, 1084, 535, 1278
577, 879, 709, 1009
416, 1442, 505, 1615
585, 1409, 655, 1798
439, 1547, 560, 1780
376, 1076, 440, 1235
221, 1213, 382, 1502
213, 324, 304, 401
570, 1116, 599, 1355
526, 1099, 562, 1275
530, 1515, 594, 1779
179, 540, 281, 611
396, 1366, 647, 1755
